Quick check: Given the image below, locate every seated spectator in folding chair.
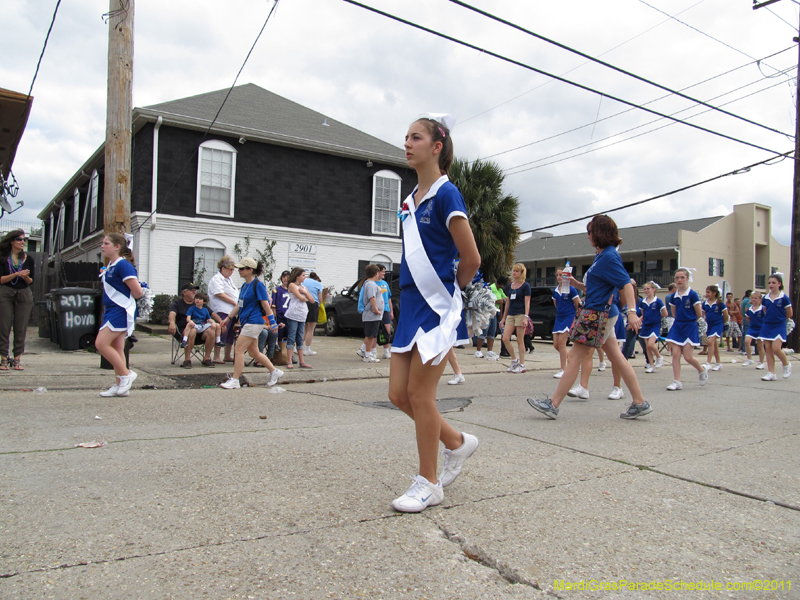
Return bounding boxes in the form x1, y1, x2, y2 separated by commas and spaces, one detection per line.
181, 292, 225, 349
168, 283, 221, 368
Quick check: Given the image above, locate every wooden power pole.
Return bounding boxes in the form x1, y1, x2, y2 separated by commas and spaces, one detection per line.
103, 0, 134, 236
753, 0, 799, 351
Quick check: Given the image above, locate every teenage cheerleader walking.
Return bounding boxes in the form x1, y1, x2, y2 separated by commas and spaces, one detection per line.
638, 281, 667, 373
758, 274, 793, 381
387, 115, 481, 513
701, 285, 728, 372
665, 268, 709, 391
96, 233, 143, 397
742, 291, 766, 368
552, 268, 580, 379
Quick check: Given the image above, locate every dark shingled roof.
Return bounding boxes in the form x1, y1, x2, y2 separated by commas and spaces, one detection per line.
515, 216, 725, 262
139, 83, 407, 166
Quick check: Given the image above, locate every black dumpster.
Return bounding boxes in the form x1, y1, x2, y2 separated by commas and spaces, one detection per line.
51, 287, 102, 350
37, 300, 50, 339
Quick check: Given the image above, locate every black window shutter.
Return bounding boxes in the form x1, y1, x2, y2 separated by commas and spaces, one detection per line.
709, 257, 714, 276
178, 246, 195, 291
357, 260, 370, 280
720, 259, 724, 277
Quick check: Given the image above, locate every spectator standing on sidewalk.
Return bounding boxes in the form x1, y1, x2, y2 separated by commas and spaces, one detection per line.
303, 272, 323, 356
361, 264, 384, 363
284, 267, 314, 369
376, 265, 394, 359
0, 229, 35, 371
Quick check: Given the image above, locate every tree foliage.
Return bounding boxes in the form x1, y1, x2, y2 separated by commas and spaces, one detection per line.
449, 157, 520, 283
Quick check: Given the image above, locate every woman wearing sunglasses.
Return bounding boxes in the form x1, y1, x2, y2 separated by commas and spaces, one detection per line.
0, 230, 35, 370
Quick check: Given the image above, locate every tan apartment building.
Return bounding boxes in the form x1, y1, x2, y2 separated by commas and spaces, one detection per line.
515, 203, 790, 299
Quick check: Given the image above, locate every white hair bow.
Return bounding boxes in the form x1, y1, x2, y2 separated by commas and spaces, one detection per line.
679, 267, 696, 282
772, 271, 785, 278
649, 281, 662, 289
421, 112, 457, 133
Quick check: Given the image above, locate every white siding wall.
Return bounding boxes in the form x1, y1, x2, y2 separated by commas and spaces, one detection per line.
131, 213, 402, 296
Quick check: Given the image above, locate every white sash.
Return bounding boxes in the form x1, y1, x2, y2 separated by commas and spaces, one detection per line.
402, 175, 463, 365
102, 258, 137, 337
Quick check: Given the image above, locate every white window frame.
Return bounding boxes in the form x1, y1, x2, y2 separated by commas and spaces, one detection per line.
371, 169, 401, 236
89, 170, 99, 231
72, 188, 80, 242
196, 140, 237, 218
49, 213, 54, 254
57, 204, 65, 250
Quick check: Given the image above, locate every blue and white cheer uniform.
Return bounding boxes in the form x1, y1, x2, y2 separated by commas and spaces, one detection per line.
638, 296, 665, 339
759, 292, 791, 342
552, 285, 579, 334
667, 287, 701, 346
101, 257, 138, 336
392, 175, 469, 365
746, 305, 765, 338
702, 301, 726, 339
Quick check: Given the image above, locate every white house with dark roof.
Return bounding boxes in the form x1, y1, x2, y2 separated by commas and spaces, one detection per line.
515, 203, 790, 297
38, 84, 415, 294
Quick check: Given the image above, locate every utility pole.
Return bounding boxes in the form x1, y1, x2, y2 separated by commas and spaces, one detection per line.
103, 0, 134, 237
753, 0, 799, 351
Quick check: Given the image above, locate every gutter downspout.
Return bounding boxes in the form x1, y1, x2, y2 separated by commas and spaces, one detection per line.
148, 116, 162, 285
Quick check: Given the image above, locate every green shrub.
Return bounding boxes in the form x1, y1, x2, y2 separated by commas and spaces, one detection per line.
151, 294, 176, 325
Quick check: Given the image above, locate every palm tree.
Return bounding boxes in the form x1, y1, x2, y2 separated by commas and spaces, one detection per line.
450, 158, 520, 283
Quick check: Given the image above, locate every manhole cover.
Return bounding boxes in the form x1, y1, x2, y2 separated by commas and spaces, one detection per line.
360, 397, 472, 412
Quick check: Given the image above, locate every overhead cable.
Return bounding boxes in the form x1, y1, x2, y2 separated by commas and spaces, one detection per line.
341, 0, 786, 156
519, 150, 794, 234
448, 0, 790, 137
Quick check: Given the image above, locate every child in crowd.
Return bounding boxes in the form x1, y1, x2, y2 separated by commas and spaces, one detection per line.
702, 285, 728, 371
638, 281, 667, 373
552, 268, 581, 379
725, 292, 741, 352
361, 264, 384, 363
742, 291, 766, 368
182, 293, 224, 349
665, 268, 709, 391
758, 274, 793, 381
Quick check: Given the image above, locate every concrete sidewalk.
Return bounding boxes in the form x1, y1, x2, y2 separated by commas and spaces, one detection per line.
1, 327, 798, 599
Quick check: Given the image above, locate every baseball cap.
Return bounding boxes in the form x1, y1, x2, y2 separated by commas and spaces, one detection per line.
180, 282, 199, 292
234, 257, 258, 269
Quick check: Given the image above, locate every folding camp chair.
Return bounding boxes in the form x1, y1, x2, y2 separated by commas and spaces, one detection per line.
171, 334, 205, 365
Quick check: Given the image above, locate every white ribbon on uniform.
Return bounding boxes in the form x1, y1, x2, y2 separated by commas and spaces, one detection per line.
102, 257, 136, 337
401, 175, 463, 365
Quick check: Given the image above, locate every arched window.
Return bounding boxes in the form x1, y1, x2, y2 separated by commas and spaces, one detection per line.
194, 239, 226, 287
196, 140, 237, 217
371, 170, 401, 236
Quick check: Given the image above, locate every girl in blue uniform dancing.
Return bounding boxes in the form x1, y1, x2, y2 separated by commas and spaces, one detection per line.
758, 274, 793, 381
96, 233, 143, 397
701, 285, 728, 372
638, 281, 667, 373
388, 115, 481, 513
665, 268, 709, 391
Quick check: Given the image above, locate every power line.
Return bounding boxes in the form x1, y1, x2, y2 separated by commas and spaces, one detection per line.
505, 73, 794, 175
341, 0, 786, 156
459, 0, 709, 126
447, 0, 790, 138
519, 150, 794, 234
135, 0, 280, 233
476, 47, 795, 163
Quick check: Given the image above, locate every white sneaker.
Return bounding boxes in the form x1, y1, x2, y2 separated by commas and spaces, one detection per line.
474, 350, 484, 358
268, 368, 284, 387
100, 384, 123, 397
553, 369, 564, 379
755, 362, 765, 370
567, 384, 590, 399
440, 433, 479, 487
699, 368, 709, 386
448, 373, 466, 385
742, 359, 754, 367
506, 359, 519, 373
783, 363, 792, 379
711, 363, 722, 371
383, 349, 392, 359
511, 363, 526, 374
370, 350, 378, 359
703, 363, 711, 371
761, 372, 777, 381
485, 350, 499, 360
305, 348, 318, 356
356, 348, 366, 358
655, 357, 664, 368
391, 475, 444, 513
220, 377, 240, 389
607, 386, 624, 400
363, 355, 380, 363
597, 361, 607, 371
666, 380, 683, 391
116, 371, 137, 395
644, 366, 655, 374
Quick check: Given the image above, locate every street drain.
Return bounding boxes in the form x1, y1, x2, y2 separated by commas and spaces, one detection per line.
359, 397, 472, 413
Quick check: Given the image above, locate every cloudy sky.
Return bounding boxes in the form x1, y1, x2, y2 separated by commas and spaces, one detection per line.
2, 0, 798, 244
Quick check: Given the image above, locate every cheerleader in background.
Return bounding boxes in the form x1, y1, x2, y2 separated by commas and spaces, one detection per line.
742, 291, 766, 368
758, 273, 793, 381
702, 285, 728, 372
638, 281, 667, 373
552, 268, 581, 379
665, 268, 709, 391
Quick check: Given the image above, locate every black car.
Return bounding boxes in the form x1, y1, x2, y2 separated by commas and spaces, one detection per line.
324, 277, 400, 336
527, 286, 559, 339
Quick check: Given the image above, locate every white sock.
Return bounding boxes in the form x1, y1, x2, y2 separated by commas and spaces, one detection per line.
360, 343, 366, 352
215, 336, 221, 343
182, 336, 188, 342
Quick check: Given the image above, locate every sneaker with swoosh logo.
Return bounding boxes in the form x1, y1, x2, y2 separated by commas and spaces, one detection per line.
391, 475, 444, 513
